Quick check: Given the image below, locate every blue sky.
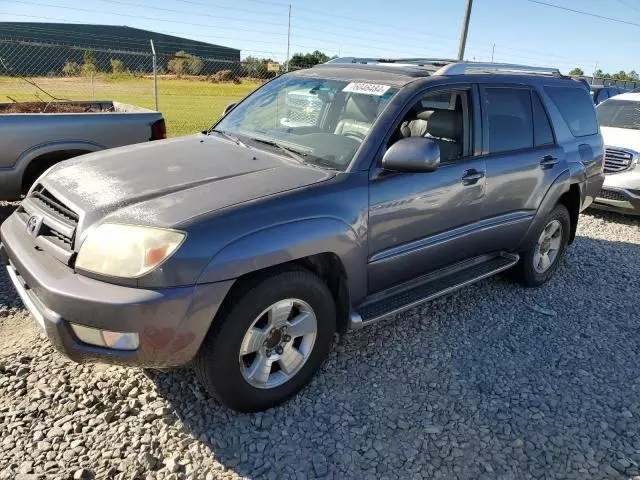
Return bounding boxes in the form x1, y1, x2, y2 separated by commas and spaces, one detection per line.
1, 0, 639, 74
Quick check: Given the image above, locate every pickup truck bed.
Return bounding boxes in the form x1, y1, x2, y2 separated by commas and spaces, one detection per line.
0, 100, 165, 200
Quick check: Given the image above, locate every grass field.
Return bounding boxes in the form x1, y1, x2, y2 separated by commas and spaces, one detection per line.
0, 75, 262, 137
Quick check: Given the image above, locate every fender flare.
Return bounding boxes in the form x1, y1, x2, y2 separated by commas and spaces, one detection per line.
516, 169, 576, 250
197, 217, 366, 301
15, 140, 104, 174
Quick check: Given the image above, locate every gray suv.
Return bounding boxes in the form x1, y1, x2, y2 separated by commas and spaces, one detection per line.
1, 59, 605, 412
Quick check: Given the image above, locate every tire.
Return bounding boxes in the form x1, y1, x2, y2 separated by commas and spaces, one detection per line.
194, 267, 336, 412
512, 203, 571, 287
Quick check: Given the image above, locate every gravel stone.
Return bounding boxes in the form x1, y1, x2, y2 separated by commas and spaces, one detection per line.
0, 206, 639, 478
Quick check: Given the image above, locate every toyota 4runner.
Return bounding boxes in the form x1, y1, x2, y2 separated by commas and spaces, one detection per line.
1, 59, 605, 412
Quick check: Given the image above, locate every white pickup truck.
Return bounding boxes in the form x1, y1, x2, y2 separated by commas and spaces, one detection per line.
0, 100, 165, 200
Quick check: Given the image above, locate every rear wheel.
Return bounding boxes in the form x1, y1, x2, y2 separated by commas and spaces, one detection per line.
513, 203, 571, 287
194, 268, 336, 412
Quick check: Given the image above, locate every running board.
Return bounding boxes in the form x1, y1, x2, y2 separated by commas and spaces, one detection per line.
350, 252, 519, 329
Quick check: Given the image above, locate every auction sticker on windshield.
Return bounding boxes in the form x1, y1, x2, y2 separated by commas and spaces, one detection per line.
343, 82, 391, 96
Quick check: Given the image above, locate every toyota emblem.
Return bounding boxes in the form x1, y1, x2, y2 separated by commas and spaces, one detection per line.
26, 215, 39, 235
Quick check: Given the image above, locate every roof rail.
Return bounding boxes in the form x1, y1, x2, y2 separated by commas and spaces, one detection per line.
324, 58, 563, 78
434, 62, 562, 77
326, 57, 455, 68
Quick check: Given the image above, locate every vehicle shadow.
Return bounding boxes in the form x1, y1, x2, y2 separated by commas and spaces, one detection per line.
586, 208, 640, 227
152, 226, 640, 478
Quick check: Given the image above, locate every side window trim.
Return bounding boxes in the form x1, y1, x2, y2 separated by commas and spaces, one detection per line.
531, 89, 557, 147
479, 83, 535, 156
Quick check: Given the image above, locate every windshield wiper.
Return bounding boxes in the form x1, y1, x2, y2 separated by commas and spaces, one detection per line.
248, 137, 310, 164
209, 129, 248, 148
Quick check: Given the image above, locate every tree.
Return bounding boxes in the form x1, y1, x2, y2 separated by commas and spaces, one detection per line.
242, 56, 276, 79
187, 55, 203, 75
62, 61, 80, 76
168, 51, 204, 76
288, 50, 332, 69
110, 58, 125, 75
568, 67, 584, 76
81, 48, 97, 76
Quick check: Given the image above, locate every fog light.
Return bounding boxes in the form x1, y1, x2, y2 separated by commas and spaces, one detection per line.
70, 324, 139, 351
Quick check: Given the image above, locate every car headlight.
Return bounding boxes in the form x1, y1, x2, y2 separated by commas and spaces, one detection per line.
75, 224, 186, 278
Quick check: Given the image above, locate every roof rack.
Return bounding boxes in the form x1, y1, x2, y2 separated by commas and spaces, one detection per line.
434, 62, 562, 77
324, 57, 563, 77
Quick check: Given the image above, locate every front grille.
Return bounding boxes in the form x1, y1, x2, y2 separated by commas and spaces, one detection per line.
30, 187, 79, 228
604, 147, 635, 174
19, 185, 79, 263
597, 189, 628, 202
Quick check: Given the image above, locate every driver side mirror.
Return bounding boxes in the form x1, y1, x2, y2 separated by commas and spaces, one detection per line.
223, 102, 237, 116
382, 137, 440, 172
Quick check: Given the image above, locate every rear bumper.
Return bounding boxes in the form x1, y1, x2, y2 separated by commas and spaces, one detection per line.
0, 213, 234, 367
591, 187, 640, 215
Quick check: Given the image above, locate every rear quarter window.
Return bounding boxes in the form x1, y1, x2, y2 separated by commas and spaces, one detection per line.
544, 86, 599, 137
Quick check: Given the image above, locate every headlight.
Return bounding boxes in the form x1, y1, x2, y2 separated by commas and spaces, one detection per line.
75, 224, 186, 278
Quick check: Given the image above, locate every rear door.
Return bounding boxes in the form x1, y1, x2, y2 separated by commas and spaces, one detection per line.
479, 85, 566, 248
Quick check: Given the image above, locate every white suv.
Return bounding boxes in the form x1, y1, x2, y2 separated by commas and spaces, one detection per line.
593, 92, 640, 215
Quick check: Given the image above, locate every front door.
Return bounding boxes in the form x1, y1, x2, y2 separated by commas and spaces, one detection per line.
367, 86, 487, 294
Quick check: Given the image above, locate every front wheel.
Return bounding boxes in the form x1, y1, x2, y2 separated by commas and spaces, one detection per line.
194, 268, 336, 412
513, 203, 571, 287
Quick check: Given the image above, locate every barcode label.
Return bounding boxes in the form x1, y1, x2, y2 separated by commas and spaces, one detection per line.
342, 82, 391, 96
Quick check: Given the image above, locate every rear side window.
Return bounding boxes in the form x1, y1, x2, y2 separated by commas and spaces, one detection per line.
532, 92, 554, 146
485, 87, 533, 153
545, 86, 598, 137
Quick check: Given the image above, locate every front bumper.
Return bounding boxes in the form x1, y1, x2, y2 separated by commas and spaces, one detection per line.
0, 214, 234, 367
591, 187, 640, 215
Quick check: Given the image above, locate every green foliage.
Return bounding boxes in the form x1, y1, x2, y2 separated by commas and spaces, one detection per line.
242, 56, 277, 79
568, 67, 584, 76
62, 61, 80, 76
168, 51, 204, 76
591, 68, 639, 83
83, 49, 95, 65
110, 58, 126, 75
81, 48, 97, 77
288, 50, 332, 69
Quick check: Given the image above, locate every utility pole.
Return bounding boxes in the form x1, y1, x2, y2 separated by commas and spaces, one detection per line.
285, 4, 291, 72
491, 43, 495, 62
457, 0, 474, 61
592, 61, 598, 85
150, 39, 158, 111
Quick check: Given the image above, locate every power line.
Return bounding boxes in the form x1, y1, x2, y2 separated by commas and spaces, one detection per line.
614, 0, 640, 13
94, 0, 287, 27
3, 0, 290, 34
527, 0, 640, 28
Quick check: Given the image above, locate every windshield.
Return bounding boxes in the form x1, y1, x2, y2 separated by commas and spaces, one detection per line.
214, 75, 398, 170
597, 99, 640, 130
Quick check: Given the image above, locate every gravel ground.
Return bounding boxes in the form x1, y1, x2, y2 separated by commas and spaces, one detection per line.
1, 204, 639, 480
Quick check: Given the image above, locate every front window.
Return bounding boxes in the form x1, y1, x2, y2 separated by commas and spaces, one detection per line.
214, 75, 398, 170
597, 99, 640, 130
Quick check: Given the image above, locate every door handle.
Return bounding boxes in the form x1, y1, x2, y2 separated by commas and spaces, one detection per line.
461, 169, 485, 185
540, 155, 559, 169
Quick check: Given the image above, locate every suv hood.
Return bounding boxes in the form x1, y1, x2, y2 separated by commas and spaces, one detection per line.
601, 126, 640, 153
41, 134, 335, 231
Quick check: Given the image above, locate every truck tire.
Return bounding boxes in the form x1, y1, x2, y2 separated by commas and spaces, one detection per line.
194, 267, 336, 412
513, 203, 571, 287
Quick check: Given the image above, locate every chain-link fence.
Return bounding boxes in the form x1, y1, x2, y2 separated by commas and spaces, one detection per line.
0, 39, 283, 136
574, 75, 640, 90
